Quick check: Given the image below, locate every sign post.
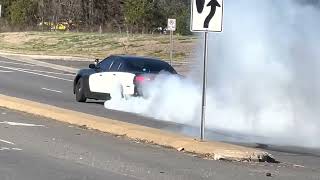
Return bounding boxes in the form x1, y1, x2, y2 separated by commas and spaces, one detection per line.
0, 4, 2, 18
167, 18, 176, 65
170, 29, 173, 65
200, 31, 209, 140
191, 0, 223, 141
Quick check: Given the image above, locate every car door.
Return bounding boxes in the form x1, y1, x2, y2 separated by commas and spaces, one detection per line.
88, 57, 118, 94
111, 60, 136, 96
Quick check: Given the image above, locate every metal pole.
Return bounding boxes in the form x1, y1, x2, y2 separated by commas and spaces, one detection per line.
170, 30, 173, 65
200, 31, 209, 141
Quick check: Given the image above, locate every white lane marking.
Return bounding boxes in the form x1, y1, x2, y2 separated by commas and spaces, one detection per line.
0, 121, 44, 127
12, 67, 75, 76
0, 61, 37, 67
0, 147, 23, 151
0, 139, 15, 145
0, 70, 14, 73
41, 88, 63, 94
0, 65, 73, 82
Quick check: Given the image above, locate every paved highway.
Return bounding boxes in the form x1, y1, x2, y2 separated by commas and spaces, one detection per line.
0, 56, 320, 178
0, 56, 181, 129
0, 56, 252, 143
0, 108, 319, 180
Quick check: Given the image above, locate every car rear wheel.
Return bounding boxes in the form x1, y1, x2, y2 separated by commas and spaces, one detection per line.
75, 78, 87, 102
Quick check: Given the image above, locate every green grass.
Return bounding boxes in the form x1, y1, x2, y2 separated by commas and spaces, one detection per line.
0, 31, 198, 61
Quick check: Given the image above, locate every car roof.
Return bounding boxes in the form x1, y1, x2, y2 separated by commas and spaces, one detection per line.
108, 55, 178, 74
113, 55, 166, 63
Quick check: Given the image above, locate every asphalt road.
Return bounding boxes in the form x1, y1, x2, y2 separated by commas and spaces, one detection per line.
1, 56, 320, 178
0, 108, 319, 180
0, 56, 252, 143
0, 56, 182, 130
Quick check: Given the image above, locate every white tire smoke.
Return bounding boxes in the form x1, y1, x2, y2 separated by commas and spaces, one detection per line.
105, 0, 320, 148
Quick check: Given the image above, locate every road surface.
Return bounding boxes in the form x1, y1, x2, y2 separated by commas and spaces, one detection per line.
0, 108, 319, 180
0, 56, 320, 178
0, 56, 256, 143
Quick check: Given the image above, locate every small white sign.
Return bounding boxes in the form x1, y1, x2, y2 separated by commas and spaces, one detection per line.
191, 0, 223, 32
167, 19, 176, 31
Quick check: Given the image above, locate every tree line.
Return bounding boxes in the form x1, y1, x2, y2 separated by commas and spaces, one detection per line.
0, 0, 191, 35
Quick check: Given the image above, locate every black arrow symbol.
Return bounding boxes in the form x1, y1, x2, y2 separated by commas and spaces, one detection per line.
196, 0, 206, 13
204, 0, 221, 28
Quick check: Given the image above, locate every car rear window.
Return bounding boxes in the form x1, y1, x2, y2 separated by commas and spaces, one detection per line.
125, 58, 177, 74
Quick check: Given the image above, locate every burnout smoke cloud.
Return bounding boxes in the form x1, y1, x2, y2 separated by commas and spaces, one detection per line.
105, 0, 320, 147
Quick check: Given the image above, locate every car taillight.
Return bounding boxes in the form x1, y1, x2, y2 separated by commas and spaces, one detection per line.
134, 76, 145, 83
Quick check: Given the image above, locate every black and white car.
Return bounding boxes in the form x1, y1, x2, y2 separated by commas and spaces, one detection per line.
73, 55, 178, 102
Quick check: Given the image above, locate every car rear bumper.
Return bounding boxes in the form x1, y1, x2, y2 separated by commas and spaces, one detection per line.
133, 85, 149, 98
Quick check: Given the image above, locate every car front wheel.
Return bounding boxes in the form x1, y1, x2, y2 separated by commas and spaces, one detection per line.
75, 78, 87, 102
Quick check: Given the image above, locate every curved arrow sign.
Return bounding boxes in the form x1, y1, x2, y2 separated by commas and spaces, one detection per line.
204, 0, 221, 28
191, 0, 223, 32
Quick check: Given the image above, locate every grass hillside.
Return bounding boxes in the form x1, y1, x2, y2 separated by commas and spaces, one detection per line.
0, 32, 198, 62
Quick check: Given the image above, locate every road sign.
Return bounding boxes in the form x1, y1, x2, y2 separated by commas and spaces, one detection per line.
190, 0, 224, 141
191, 0, 223, 32
167, 19, 176, 65
167, 19, 176, 31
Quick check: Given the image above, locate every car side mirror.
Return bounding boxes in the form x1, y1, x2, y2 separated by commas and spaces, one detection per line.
89, 64, 96, 69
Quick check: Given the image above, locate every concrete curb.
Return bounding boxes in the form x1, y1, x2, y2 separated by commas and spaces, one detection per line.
0, 51, 91, 61
0, 94, 276, 162
0, 52, 79, 73
0, 52, 191, 73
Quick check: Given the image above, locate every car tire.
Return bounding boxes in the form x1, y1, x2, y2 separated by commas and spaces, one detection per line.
75, 78, 87, 102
